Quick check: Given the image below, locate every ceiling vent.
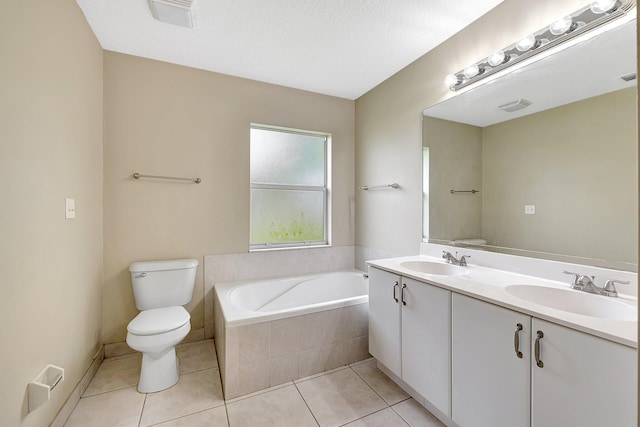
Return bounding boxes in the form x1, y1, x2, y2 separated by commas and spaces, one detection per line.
620, 73, 637, 82
149, 0, 195, 28
498, 99, 532, 113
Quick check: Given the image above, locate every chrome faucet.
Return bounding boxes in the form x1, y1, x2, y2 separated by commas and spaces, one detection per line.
442, 251, 470, 267
562, 270, 629, 297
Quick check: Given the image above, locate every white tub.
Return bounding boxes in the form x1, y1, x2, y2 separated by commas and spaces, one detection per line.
213, 270, 371, 399
215, 270, 369, 327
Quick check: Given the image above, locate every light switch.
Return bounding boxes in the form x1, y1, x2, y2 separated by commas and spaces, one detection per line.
524, 205, 536, 215
65, 198, 76, 219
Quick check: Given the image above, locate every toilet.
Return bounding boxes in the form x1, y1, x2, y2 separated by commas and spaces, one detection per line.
126, 258, 198, 393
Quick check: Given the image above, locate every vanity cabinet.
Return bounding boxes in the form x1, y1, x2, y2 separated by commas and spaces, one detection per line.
531, 318, 636, 427
368, 267, 451, 415
451, 293, 531, 427
451, 294, 637, 427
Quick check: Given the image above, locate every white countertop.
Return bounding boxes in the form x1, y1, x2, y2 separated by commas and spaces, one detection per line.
368, 255, 638, 348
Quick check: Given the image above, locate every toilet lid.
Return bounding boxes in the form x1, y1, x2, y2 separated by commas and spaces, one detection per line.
128, 306, 190, 336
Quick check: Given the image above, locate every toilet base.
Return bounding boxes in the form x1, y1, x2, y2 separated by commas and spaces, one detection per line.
138, 348, 180, 393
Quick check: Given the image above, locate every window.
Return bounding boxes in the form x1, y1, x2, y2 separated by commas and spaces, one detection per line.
250, 125, 329, 249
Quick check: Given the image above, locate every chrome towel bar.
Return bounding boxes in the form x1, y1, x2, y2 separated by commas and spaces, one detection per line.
133, 172, 201, 184
360, 183, 399, 190
450, 189, 479, 194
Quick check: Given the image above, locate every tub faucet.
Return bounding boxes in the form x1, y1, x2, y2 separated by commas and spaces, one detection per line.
442, 251, 470, 267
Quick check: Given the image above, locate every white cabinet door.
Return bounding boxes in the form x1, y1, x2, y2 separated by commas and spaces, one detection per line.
402, 277, 451, 416
452, 294, 531, 427
368, 267, 402, 377
531, 318, 637, 427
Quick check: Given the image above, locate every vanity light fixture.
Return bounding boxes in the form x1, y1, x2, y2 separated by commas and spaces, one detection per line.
463, 64, 484, 79
591, 0, 619, 13
549, 16, 577, 35
487, 51, 508, 67
445, 0, 635, 91
515, 34, 540, 51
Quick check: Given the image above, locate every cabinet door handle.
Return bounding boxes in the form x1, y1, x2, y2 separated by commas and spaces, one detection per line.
514, 323, 523, 358
401, 283, 407, 305
534, 330, 544, 368
393, 281, 399, 303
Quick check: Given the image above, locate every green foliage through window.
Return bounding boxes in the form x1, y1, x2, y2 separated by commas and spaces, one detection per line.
250, 126, 329, 248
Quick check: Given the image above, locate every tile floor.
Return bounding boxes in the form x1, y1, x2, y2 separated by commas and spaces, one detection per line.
64, 339, 445, 427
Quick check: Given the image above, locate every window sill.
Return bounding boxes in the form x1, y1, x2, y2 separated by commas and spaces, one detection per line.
249, 244, 331, 253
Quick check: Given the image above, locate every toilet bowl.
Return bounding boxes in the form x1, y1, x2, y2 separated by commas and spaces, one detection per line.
126, 306, 191, 393
126, 258, 198, 393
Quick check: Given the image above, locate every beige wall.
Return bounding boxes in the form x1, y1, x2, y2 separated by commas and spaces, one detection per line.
0, 0, 103, 426
483, 88, 637, 263
355, 0, 589, 256
423, 117, 483, 242
103, 52, 355, 344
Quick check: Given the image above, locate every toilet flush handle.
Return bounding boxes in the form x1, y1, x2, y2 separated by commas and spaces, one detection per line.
135, 272, 147, 279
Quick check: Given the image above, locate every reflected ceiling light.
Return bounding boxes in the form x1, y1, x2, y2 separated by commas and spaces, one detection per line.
591, 0, 619, 13
444, 0, 635, 92
550, 16, 576, 35
515, 34, 540, 51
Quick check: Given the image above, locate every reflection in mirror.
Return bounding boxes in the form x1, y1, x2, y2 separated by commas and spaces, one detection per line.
422, 18, 637, 271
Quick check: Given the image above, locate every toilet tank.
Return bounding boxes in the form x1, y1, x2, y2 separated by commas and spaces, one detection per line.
129, 259, 199, 310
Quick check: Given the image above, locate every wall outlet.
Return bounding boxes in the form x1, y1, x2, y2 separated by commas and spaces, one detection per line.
65, 198, 76, 219
524, 205, 535, 215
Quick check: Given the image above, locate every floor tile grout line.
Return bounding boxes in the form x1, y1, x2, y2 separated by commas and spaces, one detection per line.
389, 400, 421, 427
83, 367, 218, 399
223, 400, 231, 427
292, 380, 321, 427
295, 365, 394, 427
82, 384, 139, 399
223, 381, 294, 405
349, 365, 399, 407
137, 393, 147, 427
336, 406, 403, 427
293, 365, 350, 385
179, 365, 220, 376
144, 404, 227, 427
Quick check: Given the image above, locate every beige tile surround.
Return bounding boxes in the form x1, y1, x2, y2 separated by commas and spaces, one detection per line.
205, 246, 376, 399
221, 303, 370, 399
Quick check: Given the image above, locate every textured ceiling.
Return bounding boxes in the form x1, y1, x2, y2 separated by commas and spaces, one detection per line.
76, 0, 505, 99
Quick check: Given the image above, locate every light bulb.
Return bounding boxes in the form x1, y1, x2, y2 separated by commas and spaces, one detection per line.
590, 0, 617, 13
463, 64, 481, 79
488, 51, 507, 67
516, 34, 538, 51
549, 16, 574, 35
444, 74, 461, 88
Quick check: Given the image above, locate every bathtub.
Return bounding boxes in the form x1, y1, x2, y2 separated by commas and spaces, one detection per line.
216, 270, 369, 327
213, 270, 370, 399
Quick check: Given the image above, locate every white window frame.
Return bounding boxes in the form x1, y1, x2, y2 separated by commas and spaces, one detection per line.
249, 124, 330, 250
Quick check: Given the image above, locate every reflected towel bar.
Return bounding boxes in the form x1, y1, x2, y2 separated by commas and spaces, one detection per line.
360, 183, 400, 190
450, 189, 479, 194
133, 173, 201, 184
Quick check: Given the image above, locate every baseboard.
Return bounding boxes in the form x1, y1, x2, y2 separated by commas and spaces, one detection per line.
49, 346, 104, 427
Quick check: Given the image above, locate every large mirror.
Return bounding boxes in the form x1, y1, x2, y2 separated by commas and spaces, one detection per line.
422, 17, 638, 271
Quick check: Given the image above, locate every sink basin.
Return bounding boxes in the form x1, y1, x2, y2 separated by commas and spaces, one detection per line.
505, 285, 637, 321
399, 261, 468, 276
